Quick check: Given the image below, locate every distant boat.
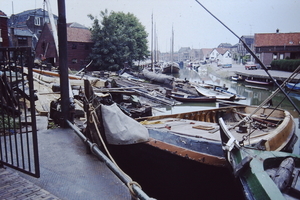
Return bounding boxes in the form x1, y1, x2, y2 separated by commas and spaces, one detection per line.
161, 62, 180, 74
286, 82, 300, 91
194, 85, 236, 101
245, 77, 273, 85
231, 76, 244, 81
219, 117, 300, 200
167, 92, 216, 102
214, 87, 246, 100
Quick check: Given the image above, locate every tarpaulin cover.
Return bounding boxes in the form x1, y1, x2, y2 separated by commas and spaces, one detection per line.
101, 103, 149, 145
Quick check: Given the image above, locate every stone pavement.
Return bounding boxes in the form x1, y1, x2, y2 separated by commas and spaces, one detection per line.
0, 116, 132, 200
0, 167, 60, 200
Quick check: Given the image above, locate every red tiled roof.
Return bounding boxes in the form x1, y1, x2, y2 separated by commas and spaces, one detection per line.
255, 32, 300, 47
216, 48, 230, 55
201, 48, 213, 56
67, 27, 92, 43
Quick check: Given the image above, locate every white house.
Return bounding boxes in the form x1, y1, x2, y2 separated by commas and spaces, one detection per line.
210, 48, 232, 65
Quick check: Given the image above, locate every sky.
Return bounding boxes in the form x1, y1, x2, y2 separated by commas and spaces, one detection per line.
2, 0, 300, 52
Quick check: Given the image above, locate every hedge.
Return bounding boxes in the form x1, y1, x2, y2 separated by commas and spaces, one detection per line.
270, 59, 300, 72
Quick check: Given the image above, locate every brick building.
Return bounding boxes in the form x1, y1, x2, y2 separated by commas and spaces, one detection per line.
255, 31, 300, 67
0, 10, 9, 47
35, 22, 93, 70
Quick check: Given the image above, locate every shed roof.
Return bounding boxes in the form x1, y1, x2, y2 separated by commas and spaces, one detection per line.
255, 32, 300, 47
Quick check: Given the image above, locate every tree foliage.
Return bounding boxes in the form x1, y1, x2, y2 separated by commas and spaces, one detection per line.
88, 10, 149, 71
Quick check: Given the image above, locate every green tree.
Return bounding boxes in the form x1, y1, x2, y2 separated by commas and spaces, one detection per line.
88, 10, 149, 71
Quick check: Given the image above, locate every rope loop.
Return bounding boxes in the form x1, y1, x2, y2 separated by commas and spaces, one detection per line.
127, 181, 142, 199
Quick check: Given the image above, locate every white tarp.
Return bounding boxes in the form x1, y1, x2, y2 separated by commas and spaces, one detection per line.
101, 103, 149, 145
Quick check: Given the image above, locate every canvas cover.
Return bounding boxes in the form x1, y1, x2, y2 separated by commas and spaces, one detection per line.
101, 103, 149, 145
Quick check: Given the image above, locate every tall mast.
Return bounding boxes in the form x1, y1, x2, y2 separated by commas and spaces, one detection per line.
151, 13, 154, 71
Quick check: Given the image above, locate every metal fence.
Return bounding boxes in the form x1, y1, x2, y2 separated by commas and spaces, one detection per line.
0, 47, 40, 178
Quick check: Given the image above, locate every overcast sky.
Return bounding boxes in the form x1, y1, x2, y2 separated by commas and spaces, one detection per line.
2, 0, 300, 52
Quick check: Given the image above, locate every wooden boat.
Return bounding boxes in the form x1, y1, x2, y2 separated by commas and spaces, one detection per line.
84, 78, 296, 167
161, 62, 180, 74
220, 117, 300, 200
194, 85, 236, 101
167, 92, 216, 102
286, 82, 300, 91
245, 77, 273, 85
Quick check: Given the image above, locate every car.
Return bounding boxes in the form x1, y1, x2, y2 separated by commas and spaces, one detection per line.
245, 62, 257, 70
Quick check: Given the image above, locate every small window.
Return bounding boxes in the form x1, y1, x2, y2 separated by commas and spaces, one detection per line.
85, 44, 89, 50
72, 43, 77, 49
72, 59, 77, 64
34, 17, 40, 26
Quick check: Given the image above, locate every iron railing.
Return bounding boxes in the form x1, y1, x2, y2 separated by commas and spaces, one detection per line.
0, 47, 40, 177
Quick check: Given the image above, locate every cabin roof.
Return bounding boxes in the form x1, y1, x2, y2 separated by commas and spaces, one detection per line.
255, 32, 300, 47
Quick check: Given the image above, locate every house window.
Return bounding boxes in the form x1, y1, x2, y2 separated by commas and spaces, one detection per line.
34, 17, 41, 26
279, 54, 284, 60
85, 44, 89, 50
273, 53, 277, 60
72, 43, 77, 49
17, 37, 27, 46
72, 58, 77, 64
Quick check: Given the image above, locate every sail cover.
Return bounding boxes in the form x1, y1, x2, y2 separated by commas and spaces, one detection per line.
101, 103, 149, 145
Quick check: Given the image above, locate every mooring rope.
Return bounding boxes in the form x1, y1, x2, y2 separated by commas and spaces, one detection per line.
88, 103, 142, 199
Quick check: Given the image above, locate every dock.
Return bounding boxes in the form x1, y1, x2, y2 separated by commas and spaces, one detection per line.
208, 63, 300, 83
0, 116, 133, 200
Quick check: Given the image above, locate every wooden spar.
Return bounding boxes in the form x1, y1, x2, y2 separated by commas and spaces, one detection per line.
32, 68, 81, 80
195, 0, 300, 115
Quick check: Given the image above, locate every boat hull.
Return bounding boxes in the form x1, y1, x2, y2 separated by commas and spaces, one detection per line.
135, 106, 297, 166
195, 86, 236, 101
220, 117, 300, 200
105, 138, 244, 200
245, 78, 273, 85
286, 82, 300, 91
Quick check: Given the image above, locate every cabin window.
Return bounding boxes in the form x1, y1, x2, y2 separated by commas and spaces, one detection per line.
34, 17, 41, 26
72, 58, 77, 64
72, 43, 77, 49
